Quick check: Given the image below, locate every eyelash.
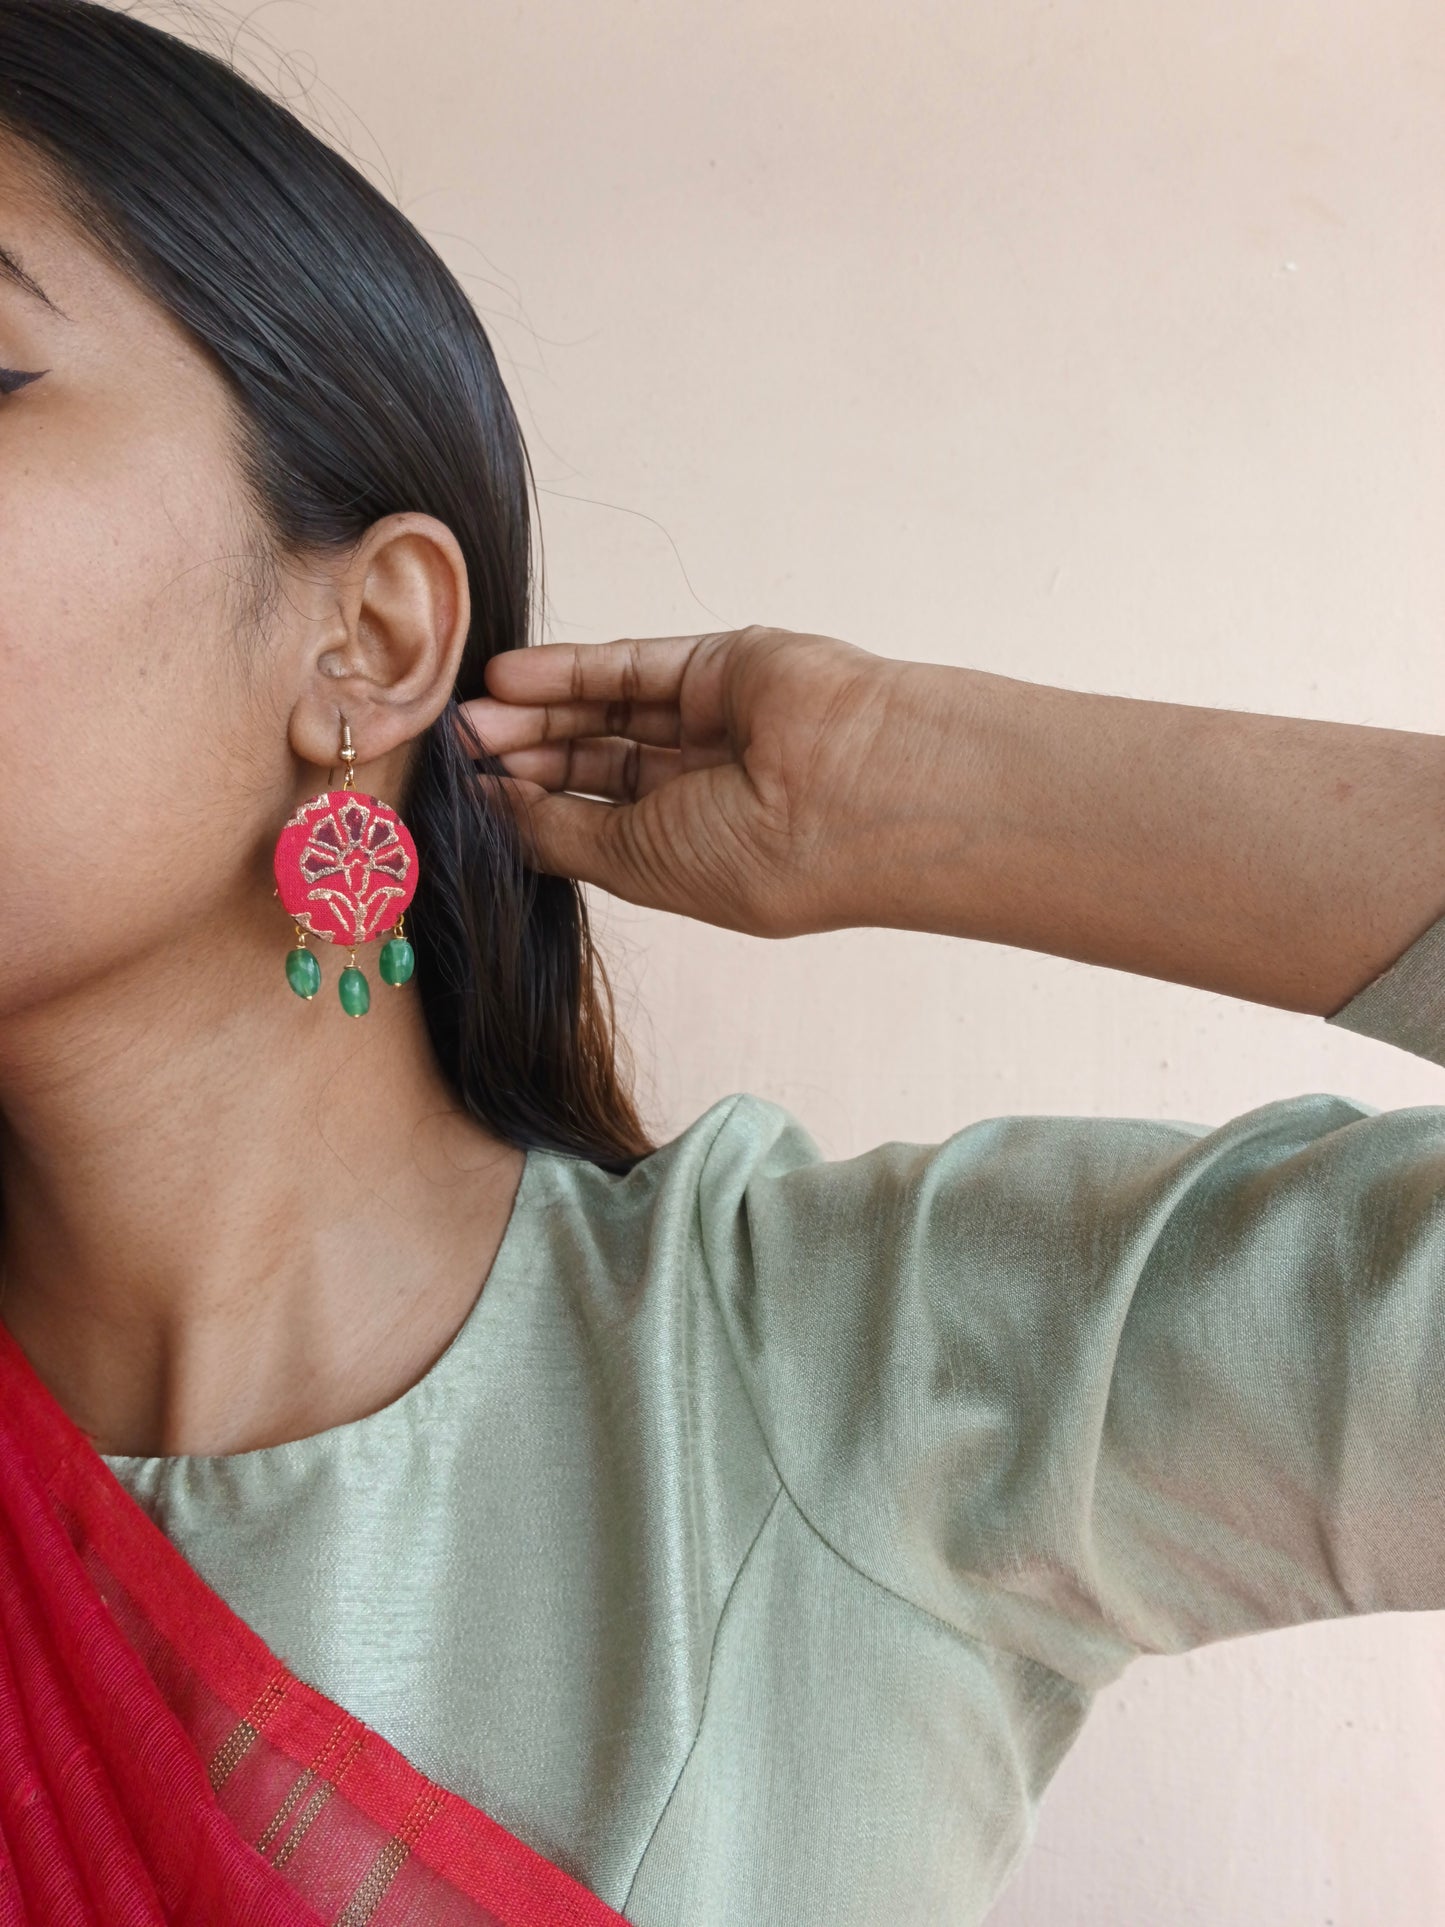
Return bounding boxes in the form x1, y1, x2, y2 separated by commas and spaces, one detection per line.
0, 367, 45, 395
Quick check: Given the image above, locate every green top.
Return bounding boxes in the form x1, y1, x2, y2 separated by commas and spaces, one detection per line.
102, 919, 1445, 1926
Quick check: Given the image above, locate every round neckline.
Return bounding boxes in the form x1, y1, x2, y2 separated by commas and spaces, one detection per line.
99, 1142, 548, 1472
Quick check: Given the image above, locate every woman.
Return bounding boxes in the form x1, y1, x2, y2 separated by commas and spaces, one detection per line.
1, 3, 1441, 1923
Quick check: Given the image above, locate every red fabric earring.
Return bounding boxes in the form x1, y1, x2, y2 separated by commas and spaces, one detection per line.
272, 719, 419, 1015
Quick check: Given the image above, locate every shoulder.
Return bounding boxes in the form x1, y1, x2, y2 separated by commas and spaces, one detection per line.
535, 1090, 816, 1219
512, 1092, 803, 1290
532, 1085, 1395, 1293
516, 1092, 838, 1329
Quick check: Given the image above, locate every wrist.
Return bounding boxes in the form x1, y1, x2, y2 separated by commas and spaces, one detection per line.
814, 656, 1015, 936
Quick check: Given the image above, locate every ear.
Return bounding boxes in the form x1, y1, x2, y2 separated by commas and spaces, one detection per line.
286, 511, 471, 790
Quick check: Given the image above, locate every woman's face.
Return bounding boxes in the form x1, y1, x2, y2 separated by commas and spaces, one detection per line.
0, 135, 308, 1028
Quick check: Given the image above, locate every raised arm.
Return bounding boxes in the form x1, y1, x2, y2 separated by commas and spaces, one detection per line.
461, 625, 1445, 1675
456, 624, 1445, 1018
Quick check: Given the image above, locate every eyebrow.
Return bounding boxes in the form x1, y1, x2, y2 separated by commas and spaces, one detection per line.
0, 241, 68, 319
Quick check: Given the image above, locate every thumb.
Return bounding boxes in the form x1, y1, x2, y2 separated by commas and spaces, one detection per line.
475, 773, 640, 898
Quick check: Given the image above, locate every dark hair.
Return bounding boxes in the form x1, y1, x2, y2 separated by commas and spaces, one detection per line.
0, 0, 655, 1172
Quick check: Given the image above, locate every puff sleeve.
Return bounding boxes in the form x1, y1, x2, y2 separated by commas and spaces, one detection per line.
695, 910, 1445, 1693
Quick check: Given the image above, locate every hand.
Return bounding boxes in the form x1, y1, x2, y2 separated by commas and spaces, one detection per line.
466, 621, 1445, 1009
454, 625, 898, 938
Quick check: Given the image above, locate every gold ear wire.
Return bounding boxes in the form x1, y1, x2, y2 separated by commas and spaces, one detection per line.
339, 716, 357, 793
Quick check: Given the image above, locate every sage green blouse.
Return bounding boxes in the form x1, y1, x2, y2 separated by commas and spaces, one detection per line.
102, 917, 1445, 1926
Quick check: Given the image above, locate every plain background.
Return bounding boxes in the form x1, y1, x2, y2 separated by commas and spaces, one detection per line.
163, 1, 1445, 1918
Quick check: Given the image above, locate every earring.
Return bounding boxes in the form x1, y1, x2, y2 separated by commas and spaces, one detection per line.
272, 718, 419, 1015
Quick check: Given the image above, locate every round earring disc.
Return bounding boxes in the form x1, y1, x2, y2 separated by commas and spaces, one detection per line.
273, 789, 419, 945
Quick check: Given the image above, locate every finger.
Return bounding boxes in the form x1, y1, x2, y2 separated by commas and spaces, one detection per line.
481, 634, 726, 707
495, 737, 683, 800
476, 772, 641, 897
456, 692, 683, 754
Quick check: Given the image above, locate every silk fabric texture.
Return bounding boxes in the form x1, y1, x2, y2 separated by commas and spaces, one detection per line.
6, 908, 1445, 1924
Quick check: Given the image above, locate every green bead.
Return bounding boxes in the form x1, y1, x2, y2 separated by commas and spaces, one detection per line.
379, 937, 416, 987
285, 947, 322, 1000
338, 965, 370, 1017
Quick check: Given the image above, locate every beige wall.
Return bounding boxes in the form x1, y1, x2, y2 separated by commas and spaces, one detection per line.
181, 1, 1445, 1917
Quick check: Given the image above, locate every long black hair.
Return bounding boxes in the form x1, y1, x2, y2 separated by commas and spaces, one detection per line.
0, 0, 654, 1172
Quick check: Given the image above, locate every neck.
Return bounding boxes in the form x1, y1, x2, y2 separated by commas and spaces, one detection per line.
0, 920, 525, 1457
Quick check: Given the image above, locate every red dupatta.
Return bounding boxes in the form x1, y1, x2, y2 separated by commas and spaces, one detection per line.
0, 1318, 629, 1926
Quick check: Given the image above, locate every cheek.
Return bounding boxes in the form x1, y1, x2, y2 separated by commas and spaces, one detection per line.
0, 413, 279, 999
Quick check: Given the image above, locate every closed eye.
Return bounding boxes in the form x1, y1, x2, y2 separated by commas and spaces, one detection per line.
0, 367, 46, 394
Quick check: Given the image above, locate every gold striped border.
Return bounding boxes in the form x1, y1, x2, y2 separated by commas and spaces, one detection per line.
206, 1673, 289, 1791
207, 1718, 260, 1792
330, 1790, 445, 1927
256, 1767, 317, 1857
258, 1728, 368, 1868
334, 1837, 411, 1927
271, 1779, 335, 1869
